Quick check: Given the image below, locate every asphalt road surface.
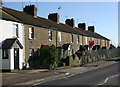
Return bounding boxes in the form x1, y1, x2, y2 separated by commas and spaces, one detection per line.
37, 62, 120, 86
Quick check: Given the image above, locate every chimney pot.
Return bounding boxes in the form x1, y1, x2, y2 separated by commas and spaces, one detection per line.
48, 13, 59, 24
88, 26, 95, 33
65, 18, 75, 28
23, 5, 37, 17
78, 23, 86, 30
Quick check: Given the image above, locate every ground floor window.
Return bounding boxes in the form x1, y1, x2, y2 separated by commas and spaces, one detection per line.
2, 49, 8, 59
38, 49, 40, 56
29, 49, 34, 58
61, 49, 64, 58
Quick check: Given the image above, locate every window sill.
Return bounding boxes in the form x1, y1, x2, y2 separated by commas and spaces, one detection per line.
49, 39, 52, 41
29, 38, 34, 40
13, 36, 19, 38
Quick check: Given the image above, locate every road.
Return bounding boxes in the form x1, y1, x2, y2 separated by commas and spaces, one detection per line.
36, 62, 119, 86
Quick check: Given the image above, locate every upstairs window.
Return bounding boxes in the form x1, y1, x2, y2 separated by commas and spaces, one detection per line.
13, 24, 18, 37
81, 36, 83, 45
29, 27, 34, 39
77, 35, 79, 43
107, 41, 109, 47
85, 37, 87, 44
70, 34, 73, 43
90, 37, 92, 41
58, 32, 61, 42
96, 39, 98, 45
100, 40, 102, 46
49, 31, 52, 41
105, 41, 106, 46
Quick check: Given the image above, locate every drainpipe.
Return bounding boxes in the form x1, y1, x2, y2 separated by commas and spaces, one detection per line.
56, 30, 57, 47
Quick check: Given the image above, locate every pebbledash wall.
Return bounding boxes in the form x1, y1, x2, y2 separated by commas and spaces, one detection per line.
0, 19, 25, 70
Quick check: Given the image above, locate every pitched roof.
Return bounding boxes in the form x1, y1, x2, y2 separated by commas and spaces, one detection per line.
0, 8, 21, 22
2, 38, 23, 49
2, 6, 110, 41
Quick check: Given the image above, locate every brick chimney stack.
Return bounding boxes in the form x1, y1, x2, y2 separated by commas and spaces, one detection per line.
48, 13, 59, 24
88, 26, 95, 33
78, 23, 86, 30
23, 5, 37, 17
65, 18, 75, 28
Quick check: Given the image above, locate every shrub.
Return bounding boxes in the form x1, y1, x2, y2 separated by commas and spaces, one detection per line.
75, 51, 82, 60
40, 45, 59, 69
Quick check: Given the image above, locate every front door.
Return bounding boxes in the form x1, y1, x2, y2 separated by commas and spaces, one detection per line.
14, 48, 19, 69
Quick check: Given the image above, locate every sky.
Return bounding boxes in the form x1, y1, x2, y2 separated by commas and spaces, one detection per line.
2, 2, 118, 46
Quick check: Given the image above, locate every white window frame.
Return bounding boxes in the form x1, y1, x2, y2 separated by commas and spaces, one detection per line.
49, 31, 52, 41
100, 40, 102, 46
90, 37, 92, 41
105, 41, 106, 46
58, 32, 61, 42
96, 39, 98, 45
2, 49, 9, 59
80, 36, 83, 45
77, 35, 79, 44
29, 27, 34, 39
85, 37, 87, 44
29, 49, 34, 57
70, 34, 73, 43
13, 24, 19, 37
107, 41, 109, 47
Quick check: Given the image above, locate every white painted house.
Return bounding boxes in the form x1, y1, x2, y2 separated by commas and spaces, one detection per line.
0, 8, 25, 71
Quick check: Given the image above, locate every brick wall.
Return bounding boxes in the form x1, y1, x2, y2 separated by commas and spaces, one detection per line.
24, 24, 110, 63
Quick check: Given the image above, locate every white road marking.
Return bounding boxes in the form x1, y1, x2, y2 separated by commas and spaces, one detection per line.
33, 73, 76, 86
96, 74, 120, 86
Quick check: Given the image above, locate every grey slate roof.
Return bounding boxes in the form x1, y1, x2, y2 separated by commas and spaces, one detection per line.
1, 6, 110, 41
2, 38, 23, 49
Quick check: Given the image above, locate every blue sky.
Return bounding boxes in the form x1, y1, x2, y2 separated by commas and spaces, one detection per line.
3, 2, 118, 46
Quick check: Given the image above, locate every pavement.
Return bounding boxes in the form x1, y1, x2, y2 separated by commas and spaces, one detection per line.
1, 57, 120, 86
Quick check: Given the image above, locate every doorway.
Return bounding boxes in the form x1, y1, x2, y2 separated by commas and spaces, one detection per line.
14, 48, 19, 69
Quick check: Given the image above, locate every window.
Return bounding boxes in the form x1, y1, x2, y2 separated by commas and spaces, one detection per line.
2, 49, 8, 59
61, 49, 64, 58
68, 45, 71, 56
58, 32, 61, 42
96, 39, 98, 45
81, 36, 83, 45
13, 24, 18, 37
85, 37, 87, 44
107, 41, 109, 47
70, 34, 73, 43
90, 37, 92, 41
29, 27, 34, 39
29, 49, 34, 57
49, 31, 52, 41
77, 35, 79, 43
105, 41, 106, 46
100, 40, 102, 46
38, 49, 40, 56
